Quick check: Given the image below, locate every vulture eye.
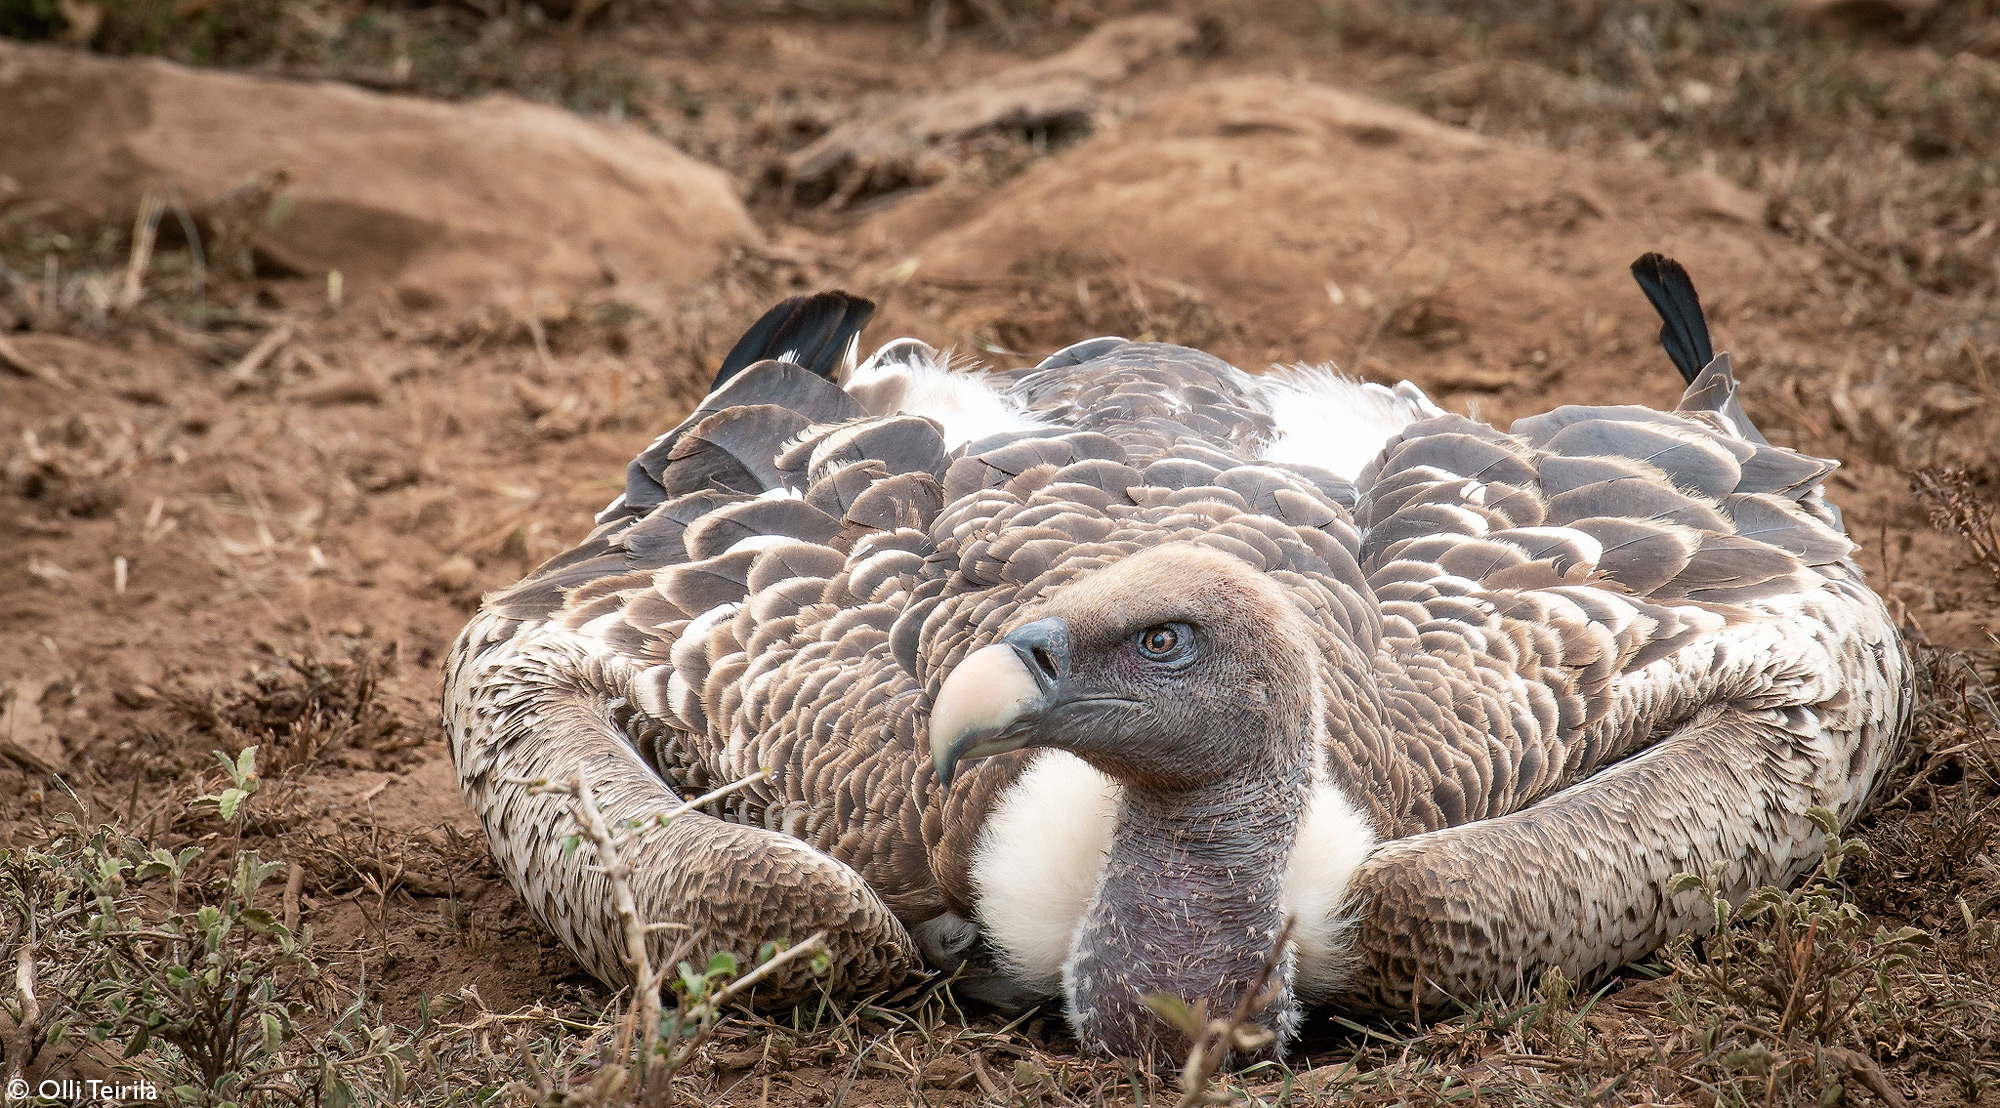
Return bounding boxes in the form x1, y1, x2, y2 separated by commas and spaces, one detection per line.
1136, 623, 1192, 663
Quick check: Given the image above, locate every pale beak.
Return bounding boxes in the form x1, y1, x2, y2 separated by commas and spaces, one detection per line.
928, 618, 1070, 784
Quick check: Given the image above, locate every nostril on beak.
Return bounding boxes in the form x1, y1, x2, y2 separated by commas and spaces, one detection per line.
1002, 617, 1071, 694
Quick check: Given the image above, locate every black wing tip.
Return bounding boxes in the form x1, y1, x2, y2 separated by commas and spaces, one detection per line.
711, 291, 877, 391
1629, 251, 1683, 286
1628, 251, 1713, 385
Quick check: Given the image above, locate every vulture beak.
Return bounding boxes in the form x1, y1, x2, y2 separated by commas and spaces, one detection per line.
929, 618, 1071, 785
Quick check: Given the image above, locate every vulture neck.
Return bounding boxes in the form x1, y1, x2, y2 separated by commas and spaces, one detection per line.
1064, 719, 1316, 1065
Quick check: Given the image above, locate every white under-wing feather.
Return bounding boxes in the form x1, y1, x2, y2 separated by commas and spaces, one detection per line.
845, 338, 1045, 448
1259, 367, 1445, 480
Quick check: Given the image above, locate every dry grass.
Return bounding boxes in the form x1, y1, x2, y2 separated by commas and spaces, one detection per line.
1914, 466, 2000, 590
165, 645, 412, 775
1337, 0, 2000, 297
916, 249, 1242, 358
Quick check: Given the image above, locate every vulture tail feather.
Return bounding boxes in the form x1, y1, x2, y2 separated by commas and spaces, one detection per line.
1629, 253, 1714, 385
712, 291, 876, 390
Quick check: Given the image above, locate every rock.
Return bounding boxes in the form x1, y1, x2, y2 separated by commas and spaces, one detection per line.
786, 14, 1200, 203
1687, 170, 1769, 226
0, 41, 758, 312
431, 555, 479, 592
1, 677, 64, 773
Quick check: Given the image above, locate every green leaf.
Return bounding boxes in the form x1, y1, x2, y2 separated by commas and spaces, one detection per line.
1886, 926, 1932, 948
240, 907, 280, 933
1141, 993, 1202, 1038
1804, 806, 1840, 836
385, 1051, 407, 1101
679, 963, 707, 998
262, 1012, 284, 1055
1668, 873, 1706, 895
706, 951, 739, 978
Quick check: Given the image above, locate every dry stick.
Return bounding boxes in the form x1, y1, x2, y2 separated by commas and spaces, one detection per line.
0, 333, 72, 390
563, 772, 664, 1093
119, 194, 165, 314
521, 768, 776, 1104
1174, 917, 1297, 1108
283, 862, 305, 935
7, 946, 39, 1084
230, 321, 295, 381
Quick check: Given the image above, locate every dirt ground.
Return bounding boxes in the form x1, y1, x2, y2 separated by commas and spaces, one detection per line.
3, 1, 1999, 1105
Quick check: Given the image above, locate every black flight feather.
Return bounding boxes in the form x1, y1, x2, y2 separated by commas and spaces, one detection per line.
712, 291, 876, 391
1630, 253, 1714, 384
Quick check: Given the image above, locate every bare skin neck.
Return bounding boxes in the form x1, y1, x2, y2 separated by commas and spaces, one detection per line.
1062, 754, 1313, 1065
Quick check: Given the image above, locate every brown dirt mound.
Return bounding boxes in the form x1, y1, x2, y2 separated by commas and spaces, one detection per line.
0, 40, 758, 312
871, 75, 1787, 411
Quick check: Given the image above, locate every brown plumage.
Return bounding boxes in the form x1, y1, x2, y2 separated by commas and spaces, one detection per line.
443, 258, 1909, 1066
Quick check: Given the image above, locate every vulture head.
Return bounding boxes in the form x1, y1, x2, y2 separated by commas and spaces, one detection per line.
931, 542, 1327, 1064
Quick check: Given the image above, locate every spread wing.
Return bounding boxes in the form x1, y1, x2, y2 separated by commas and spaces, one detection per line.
1327, 357, 1905, 1014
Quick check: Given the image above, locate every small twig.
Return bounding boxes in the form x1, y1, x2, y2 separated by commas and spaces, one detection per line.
0, 333, 72, 390
1175, 917, 1295, 1108
229, 321, 295, 381
283, 861, 304, 934
705, 931, 826, 1010
8, 946, 41, 1083
524, 766, 797, 1103
118, 193, 165, 313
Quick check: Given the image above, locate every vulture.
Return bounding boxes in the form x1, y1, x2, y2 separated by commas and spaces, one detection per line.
444, 254, 1910, 1065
